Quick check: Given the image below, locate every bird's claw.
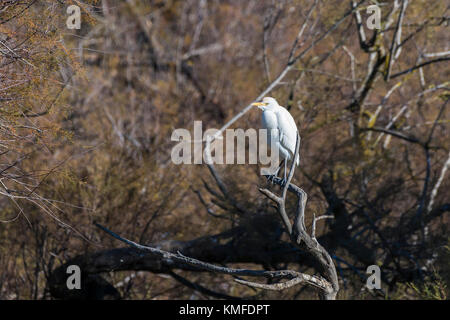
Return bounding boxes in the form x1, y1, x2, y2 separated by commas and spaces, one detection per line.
264, 175, 288, 188
265, 174, 276, 185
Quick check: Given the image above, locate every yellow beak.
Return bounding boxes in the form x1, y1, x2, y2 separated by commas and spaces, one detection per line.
251, 102, 267, 107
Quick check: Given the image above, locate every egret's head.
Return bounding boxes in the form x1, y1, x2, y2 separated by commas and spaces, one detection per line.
251, 97, 279, 111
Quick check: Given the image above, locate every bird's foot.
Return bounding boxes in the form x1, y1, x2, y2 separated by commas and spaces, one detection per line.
264, 175, 288, 187
265, 174, 277, 185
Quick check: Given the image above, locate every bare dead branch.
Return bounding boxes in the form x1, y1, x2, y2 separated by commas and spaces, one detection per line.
427, 150, 450, 214
258, 132, 339, 299
361, 127, 422, 145
385, 0, 409, 81
391, 57, 450, 79
94, 222, 333, 295
312, 214, 334, 240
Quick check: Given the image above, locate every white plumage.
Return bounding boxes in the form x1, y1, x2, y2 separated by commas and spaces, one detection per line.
252, 97, 299, 181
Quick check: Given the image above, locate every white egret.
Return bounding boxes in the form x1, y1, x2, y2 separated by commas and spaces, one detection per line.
252, 97, 300, 184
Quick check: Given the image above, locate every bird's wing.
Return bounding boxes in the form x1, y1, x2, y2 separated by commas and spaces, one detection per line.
276, 107, 300, 164
261, 110, 280, 143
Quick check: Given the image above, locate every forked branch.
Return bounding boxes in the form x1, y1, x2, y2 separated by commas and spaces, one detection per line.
258, 132, 339, 299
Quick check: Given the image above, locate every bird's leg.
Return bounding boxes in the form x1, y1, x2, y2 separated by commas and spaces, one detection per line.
266, 170, 277, 184
280, 158, 288, 187
265, 160, 284, 184
284, 159, 287, 182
